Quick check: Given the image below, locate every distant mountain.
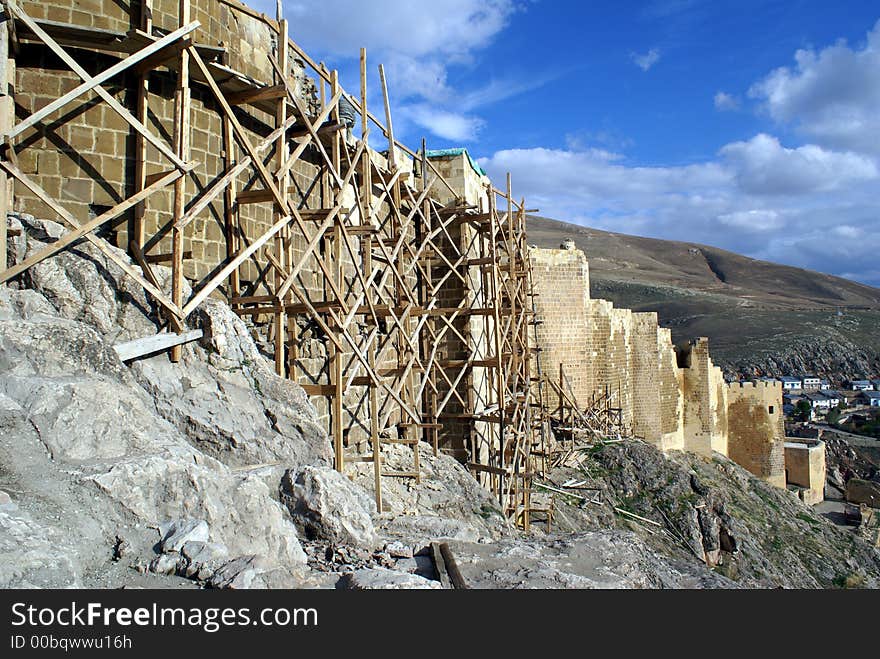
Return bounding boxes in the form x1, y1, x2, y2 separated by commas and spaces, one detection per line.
527, 215, 880, 381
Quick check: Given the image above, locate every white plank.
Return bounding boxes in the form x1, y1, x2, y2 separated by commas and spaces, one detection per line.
114, 329, 203, 362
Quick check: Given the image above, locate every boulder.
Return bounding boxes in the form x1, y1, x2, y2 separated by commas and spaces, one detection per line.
159, 519, 210, 553
280, 466, 377, 548
337, 567, 442, 590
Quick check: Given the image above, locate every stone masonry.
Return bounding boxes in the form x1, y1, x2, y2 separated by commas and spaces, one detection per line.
531, 246, 786, 487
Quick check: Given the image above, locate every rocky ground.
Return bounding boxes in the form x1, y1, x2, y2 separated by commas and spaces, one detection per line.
538, 441, 880, 588
2, 213, 879, 589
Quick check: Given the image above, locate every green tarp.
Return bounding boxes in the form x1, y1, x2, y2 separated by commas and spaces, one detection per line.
425, 148, 487, 177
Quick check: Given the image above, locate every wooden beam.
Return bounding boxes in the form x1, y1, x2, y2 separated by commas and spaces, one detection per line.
0, 165, 185, 284
378, 62, 396, 171
439, 543, 468, 589
429, 542, 452, 589
3, 7, 197, 172
226, 82, 286, 106
170, 0, 191, 364
132, 0, 152, 249
114, 329, 203, 362
0, 4, 10, 276
300, 384, 335, 396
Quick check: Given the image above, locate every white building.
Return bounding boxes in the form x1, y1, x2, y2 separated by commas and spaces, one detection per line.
805, 391, 840, 411
802, 376, 822, 390
780, 377, 802, 390
850, 380, 874, 391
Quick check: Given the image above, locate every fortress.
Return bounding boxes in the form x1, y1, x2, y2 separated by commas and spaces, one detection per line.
0, 0, 787, 528
531, 246, 786, 486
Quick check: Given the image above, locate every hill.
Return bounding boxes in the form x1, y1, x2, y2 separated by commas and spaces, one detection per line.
527, 215, 880, 380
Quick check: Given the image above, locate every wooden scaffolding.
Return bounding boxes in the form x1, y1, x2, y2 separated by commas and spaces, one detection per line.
0, 0, 546, 529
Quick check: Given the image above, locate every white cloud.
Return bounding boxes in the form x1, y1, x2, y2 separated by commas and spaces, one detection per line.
401, 105, 485, 141
717, 210, 785, 232
478, 135, 880, 285
280, 0, 514, 59
255, 0, 524, 142
632, 49, 661, 71
714, 91, 739, 111
749, 19, 880, 155
720, 133, 877, 195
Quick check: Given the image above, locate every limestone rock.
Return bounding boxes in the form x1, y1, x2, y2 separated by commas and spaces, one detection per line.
180, 541, 230, 580
445, 531, 736, 589
149, 554, 182, 576
90, 454, 307, 566
0, 216, 331, 588
206, 555, 303, 589
338, 567, 442, 590
281, 466, 378, 548
160, 519, 210, 553
0, 504, 80, 588
385, 540, 414, 558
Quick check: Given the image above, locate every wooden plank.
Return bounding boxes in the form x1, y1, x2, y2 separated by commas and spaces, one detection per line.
226, 82, 286, 105
272, 18, 289, 379
382, 471, 420, 479
235, 188, 276, 204
144, 250, 192, 264
0, 6, 9, 276
300, 384, 335, 396
133, 0, 151, 252
378, 63, 396, 171
439, 543, 468, 589
430, 542, 452, 589
114, 329, 203, 362
468, 462, 510, 477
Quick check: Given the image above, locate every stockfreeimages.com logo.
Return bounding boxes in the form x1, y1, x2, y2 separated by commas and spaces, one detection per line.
10, 601, 318, 634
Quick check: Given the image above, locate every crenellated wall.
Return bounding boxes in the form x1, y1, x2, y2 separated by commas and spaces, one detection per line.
530, 246, 785, 486
728, 381, 785, 488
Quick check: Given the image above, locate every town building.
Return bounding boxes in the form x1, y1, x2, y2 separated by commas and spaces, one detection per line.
801, 376, 822, 390
861, 391, 880, 408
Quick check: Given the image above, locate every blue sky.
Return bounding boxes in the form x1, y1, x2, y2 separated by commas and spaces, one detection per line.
254, 1, 880, 287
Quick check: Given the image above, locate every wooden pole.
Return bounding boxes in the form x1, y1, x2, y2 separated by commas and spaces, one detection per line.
222, 115, 239, 303
273, 17, 289, 377
378, 63, 396, 172
132, 0, 152, 251
360, 49, 382, 508
170, 0, 191, 362
0, 5, 11, 275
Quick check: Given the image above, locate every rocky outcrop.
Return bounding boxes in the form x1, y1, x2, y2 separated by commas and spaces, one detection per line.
281, 466, 378, 548
446, 531, 736, 589
724, 336, 880, 384
338, 568, 442, 590
0, 215, 328, 586
545, 440, 880, 588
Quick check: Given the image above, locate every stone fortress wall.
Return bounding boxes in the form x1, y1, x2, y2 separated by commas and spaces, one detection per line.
531, 246, 787, 487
